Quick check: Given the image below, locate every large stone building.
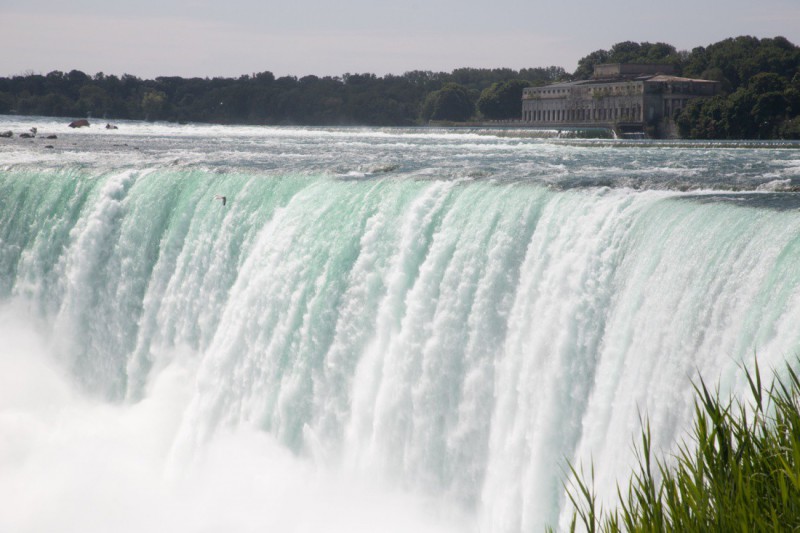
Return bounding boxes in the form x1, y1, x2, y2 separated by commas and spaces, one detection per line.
521, 64, 719, 136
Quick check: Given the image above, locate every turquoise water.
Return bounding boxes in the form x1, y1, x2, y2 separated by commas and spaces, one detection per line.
2, 117, 800, 531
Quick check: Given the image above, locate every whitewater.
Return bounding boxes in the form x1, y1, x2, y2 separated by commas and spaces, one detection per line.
2, 116, 800, 532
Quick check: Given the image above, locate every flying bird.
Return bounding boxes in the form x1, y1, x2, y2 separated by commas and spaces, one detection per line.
214, 194, 227, 206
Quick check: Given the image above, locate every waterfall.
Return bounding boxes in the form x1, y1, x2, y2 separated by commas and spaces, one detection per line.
2, 163, 800, 532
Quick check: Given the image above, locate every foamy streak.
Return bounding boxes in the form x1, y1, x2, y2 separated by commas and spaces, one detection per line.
2, 167, 800, 531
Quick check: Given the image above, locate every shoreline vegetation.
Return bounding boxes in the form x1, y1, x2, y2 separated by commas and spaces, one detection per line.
558, 361, 800, 532
0, 36, 798, 139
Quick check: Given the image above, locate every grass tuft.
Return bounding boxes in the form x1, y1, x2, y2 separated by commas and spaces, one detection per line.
560, 359, 800, 532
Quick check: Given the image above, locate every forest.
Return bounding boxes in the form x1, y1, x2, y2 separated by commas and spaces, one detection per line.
0, 36, 798, 139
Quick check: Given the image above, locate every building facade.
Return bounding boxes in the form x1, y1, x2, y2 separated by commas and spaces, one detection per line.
521, 64, 719, 135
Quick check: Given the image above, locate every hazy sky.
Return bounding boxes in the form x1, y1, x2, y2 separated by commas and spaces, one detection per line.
2, 0, 799, 79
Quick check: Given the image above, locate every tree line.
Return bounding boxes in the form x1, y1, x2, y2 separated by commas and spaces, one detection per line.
0, 67, 566, 127
0, 36, 798, 138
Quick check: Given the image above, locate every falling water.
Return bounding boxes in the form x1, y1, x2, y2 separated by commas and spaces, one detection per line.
2, 117, 800, 532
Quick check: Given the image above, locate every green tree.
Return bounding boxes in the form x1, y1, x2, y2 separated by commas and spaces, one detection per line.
574, 49, 611, 79
421, 83, 475, 122
477, 79, 531, 119
0, 92, 14, 113
748, 72, 787, 93
78, 84, 112, 117
141, 89, 167, 121
574, 41, 681, 79
778, 116, 800, 138
752, 91, 789, 138
676, 36, 800, 139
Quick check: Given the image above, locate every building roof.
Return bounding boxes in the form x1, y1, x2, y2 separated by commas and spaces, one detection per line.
523, 73, 718, 93
645, 75, 719, 84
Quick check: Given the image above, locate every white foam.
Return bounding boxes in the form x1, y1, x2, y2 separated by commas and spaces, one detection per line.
757, 178, 793, 191
0, 299, 471, 533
